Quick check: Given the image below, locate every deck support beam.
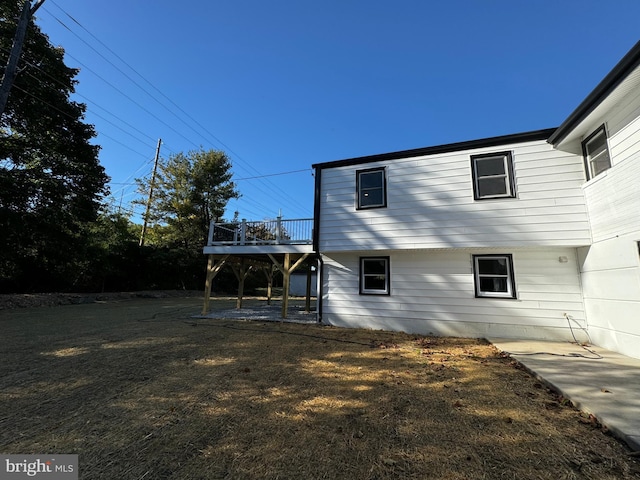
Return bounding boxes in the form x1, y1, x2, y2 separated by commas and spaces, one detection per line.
262, 265, 276, 305
230, 258, 251, 309
202, 254, 230, 315
282, 254, 290, 319
268, 252, 310, 319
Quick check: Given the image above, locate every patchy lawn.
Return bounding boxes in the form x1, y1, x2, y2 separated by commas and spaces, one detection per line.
1, 297, 638, 479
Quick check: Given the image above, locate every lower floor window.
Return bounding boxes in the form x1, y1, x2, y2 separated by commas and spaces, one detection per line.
473, 254, 516, 298
360, 257, 390, 295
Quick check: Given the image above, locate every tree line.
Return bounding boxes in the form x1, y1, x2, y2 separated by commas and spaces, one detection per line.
0, 1, 244, 293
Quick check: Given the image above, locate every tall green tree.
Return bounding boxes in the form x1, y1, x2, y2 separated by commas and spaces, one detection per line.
0, 1, 109, 291
82, 206, 141, 292
136, 148, 239, 251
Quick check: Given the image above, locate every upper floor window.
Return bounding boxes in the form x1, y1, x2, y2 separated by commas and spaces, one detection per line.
360, 256, 390, 295
470, 151, 516, 200
356, 167, 386, 209
582, 125, 611, 179
473, 254, 516, 299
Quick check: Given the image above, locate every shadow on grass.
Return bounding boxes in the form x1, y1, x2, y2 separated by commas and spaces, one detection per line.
0, 298, 638, 479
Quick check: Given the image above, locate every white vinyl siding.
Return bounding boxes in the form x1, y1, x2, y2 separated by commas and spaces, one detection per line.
321, 249, 586, 342
577, 89, 640, 359
318, 140, 590, 251
582, 105, 640, 244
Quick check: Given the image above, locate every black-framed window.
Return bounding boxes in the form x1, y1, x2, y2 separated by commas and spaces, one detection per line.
359, 256, 390, 295
582, 125, 611, 179
470, 151, 516, 200
473, 254, 516, 299
356, 167, 386, 209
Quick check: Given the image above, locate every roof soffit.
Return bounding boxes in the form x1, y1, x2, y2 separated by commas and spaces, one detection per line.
549, 41, 640, 148
554, 65, 640, 150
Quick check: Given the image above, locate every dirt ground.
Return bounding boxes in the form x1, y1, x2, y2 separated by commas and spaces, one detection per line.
1, 296, 639, 479
0, 290, 203, 310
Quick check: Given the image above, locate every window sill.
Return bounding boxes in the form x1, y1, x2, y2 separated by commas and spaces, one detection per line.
582, 168, 610, 189
475, 294, 518, 300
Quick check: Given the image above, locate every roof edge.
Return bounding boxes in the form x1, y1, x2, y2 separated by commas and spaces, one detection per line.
313, 128, 556, 170
548, 40, 640, 146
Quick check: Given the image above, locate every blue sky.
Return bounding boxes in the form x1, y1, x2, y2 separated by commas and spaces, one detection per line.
31, 0, 640, 223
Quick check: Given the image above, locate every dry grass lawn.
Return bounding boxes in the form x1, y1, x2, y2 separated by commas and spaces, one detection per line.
1, 296, 639, 479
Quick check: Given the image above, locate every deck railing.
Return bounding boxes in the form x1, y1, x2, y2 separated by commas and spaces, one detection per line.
207, 217, 313, 246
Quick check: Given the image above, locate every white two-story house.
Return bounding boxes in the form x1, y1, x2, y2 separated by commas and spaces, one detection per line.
202, 41, 640, 358
310, 41, 640, 359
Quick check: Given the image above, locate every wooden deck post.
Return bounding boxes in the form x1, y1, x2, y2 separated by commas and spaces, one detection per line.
202, 254, 230, 315
262, 265, 274, 305
276, 215, 282, 244
231, 258, 250, 309
268, 252, 310, 320
240, 219, 247, 245
282, 253, 290, 319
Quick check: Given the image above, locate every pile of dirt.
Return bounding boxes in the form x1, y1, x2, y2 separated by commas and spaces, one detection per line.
0, 290, 202, 310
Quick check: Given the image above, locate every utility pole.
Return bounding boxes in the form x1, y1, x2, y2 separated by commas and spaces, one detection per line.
139, 138, 162, 247
0, 0, 46, 116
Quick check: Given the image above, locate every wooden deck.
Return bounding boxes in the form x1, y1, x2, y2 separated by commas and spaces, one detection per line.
202, 217, 316, 319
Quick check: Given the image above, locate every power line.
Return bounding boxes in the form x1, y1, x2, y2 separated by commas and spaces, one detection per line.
105, 168, 312, 187
0, 43, 178, 165
44, 8, 208, 150
54, 48, 203, 150
10, 75, 155, 210
10, 83, 151, 161
234, 169, 311, 182
43, 2, 312, 217
41, 12, 205, 150
36, 4, 313, 219
47, 1, 225, 148
1, 43, 182, 161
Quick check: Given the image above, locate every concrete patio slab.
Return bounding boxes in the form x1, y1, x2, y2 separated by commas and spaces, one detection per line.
490, 338, 640, 451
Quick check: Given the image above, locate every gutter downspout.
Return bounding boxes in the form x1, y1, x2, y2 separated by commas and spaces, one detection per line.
312, 166, 323, 323
316, 254, 323, 323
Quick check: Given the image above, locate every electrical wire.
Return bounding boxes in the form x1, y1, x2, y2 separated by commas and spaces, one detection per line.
234, 169, 311, 182
10, 83, 153, 159
8, 77, 154, 210
12, 51, 160, 148
47, 1, 224, 149
498, 313, 603, 360
42, 3, 313, 218
4, 44, 182, 165
25, 5, 313, 219
97, 168, 313, 187
56, 50, 205, 151
564, 313, 602, 359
